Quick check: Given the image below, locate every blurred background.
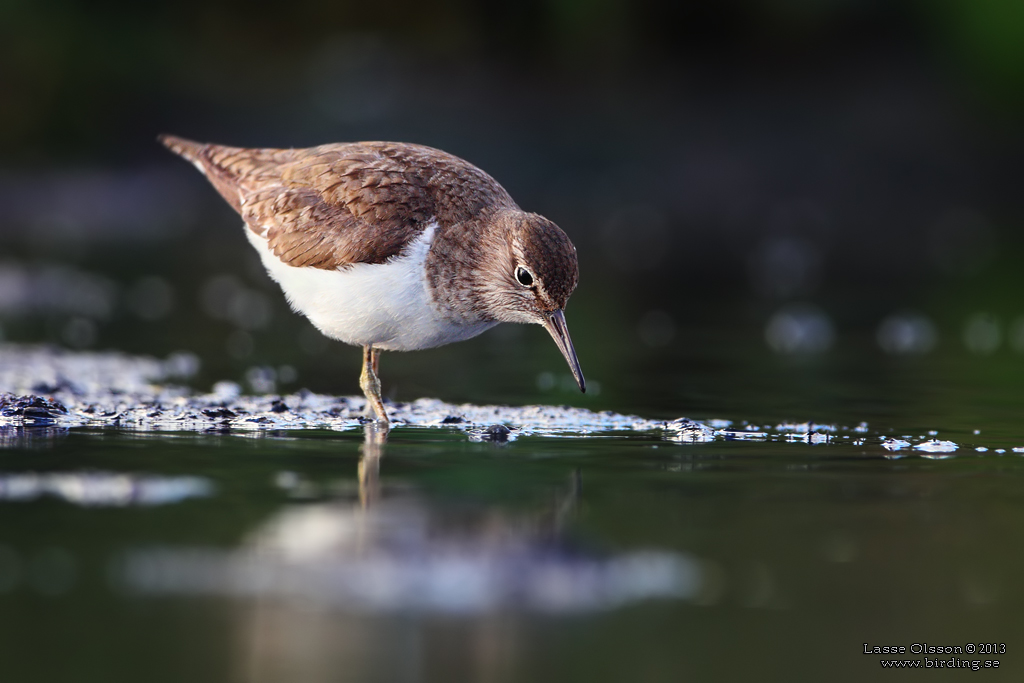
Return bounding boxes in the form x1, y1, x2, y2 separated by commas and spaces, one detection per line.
2, 0, 1023, 422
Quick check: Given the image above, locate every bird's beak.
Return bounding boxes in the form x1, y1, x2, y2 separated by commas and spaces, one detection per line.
541, 309, 586, 392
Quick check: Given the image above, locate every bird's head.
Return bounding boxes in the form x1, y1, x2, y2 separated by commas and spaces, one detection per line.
479, 210, 585, 392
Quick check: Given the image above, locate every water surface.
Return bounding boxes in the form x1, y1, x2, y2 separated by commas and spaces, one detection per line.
2, 343, 1024, 682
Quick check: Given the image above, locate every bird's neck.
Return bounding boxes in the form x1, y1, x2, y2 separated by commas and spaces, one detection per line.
424, 214, 511, 323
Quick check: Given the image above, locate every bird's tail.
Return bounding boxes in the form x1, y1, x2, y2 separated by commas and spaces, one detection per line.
157, 134, 249, 214
157, 134, 206, 165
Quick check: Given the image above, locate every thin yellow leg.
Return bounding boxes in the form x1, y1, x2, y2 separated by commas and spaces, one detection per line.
359, 344, 388, 425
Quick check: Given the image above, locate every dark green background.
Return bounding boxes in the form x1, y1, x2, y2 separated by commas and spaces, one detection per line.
2, 2, 1024, 681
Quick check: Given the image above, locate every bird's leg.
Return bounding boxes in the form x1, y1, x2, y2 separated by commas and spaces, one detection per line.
359, 344, 388, 425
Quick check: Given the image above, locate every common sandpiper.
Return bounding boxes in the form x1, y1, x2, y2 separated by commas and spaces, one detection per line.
160, 136, 585, 425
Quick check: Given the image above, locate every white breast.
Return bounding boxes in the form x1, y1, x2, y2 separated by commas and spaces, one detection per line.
246, 221, 497, 351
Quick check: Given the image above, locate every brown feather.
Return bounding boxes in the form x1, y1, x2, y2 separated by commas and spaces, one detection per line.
159, 135, 518, 269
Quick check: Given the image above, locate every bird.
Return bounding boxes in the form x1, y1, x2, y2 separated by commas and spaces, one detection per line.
159, 135, 584, 426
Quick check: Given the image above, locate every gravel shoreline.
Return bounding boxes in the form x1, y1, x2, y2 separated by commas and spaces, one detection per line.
0, 344, 663, 439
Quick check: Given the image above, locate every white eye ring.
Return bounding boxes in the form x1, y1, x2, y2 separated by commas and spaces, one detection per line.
515, 266, 534, 287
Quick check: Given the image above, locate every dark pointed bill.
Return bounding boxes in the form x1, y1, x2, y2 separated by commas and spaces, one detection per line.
542, 309, 586, 393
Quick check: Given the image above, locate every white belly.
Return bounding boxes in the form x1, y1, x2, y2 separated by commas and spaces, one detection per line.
246, 222, 496, 351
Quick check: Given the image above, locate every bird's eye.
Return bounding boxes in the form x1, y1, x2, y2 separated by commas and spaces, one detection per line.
515, 266, 534, 287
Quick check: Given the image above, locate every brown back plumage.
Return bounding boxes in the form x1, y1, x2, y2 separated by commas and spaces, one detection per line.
159, 135, 518, 269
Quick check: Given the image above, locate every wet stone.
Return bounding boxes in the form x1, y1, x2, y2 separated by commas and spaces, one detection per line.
0, 394, 69, 425
665, 418, 716, 443
481, 424, 512, 442
201, 407, 236, 419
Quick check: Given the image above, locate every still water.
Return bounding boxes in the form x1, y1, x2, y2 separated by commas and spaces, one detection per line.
2, 335, 1024, 682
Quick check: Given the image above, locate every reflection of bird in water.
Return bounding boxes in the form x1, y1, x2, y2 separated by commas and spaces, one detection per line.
237, 439, 583, 682
357, 422, 386, 509
120, 429, 699, 680
160, 135, 585, 426
254, 423, 584, 566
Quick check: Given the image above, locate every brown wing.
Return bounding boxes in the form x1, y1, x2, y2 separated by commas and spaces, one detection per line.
159, 135, 518, 269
